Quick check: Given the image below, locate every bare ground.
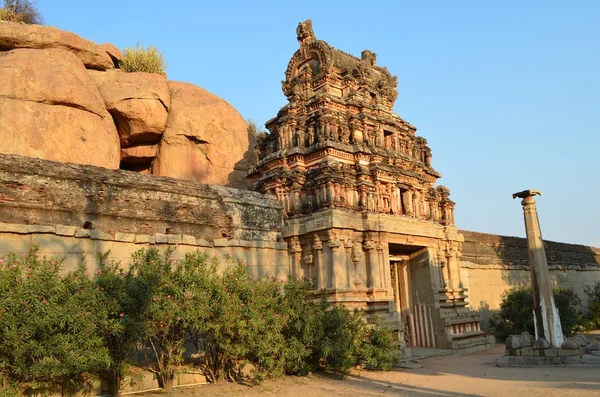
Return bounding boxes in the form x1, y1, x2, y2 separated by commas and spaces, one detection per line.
143, 344, 600, 397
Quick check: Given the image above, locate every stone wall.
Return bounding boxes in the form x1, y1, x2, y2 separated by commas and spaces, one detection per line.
0, 153, 288, 274
460, 230, 600, 320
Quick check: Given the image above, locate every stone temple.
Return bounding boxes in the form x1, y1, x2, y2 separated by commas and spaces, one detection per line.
248, 20, 487, 352
1, 19, 598, 358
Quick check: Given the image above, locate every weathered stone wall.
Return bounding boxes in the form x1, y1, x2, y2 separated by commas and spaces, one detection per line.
460, 230, 600, 318
0, 153, 288, 274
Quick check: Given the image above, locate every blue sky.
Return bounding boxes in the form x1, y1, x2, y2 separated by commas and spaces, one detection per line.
39, 1, 599, 247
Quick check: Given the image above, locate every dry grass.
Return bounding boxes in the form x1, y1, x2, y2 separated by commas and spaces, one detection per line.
120, 43, 167, 76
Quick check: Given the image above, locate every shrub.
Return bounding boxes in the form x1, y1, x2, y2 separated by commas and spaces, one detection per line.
489, 286, 583, 340
0, 0, 42, 24
358, 317, 395, 371
0, 248, 111, 395
94, 252, 146, 396
280, 285, 394, 375
128, 248, 187, 389
120, 43, 167, 75
0, 248, 396, 393
183, 254, 288, 383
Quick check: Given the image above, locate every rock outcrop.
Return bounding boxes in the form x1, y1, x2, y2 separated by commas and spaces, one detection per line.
0, 48, 120, 169
0, 21, 253, 187
152, 81, 251, 186
0, 21, 114, 70
89, 70, 170, 170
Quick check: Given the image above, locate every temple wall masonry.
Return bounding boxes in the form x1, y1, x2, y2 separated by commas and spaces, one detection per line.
0, 153, 288, 275
460, 230, 600, 317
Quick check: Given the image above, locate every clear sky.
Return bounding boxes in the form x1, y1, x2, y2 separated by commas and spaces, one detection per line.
38, 0, 599, 247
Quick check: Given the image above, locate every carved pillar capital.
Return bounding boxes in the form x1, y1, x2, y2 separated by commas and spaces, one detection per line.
363, 240, 376, 251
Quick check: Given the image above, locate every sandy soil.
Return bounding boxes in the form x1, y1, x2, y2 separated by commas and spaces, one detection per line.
143, 344, 600, 397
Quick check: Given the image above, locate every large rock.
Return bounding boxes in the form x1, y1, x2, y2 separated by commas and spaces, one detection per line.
152, 81, 251, 186
0, 21, 113, 70
89, 70, 170, 147
0, 48, 120, 168
98, 43, 122, 66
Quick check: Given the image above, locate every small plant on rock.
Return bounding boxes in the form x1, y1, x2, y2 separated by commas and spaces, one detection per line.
0, 0, 42, 24
120, 43, 167, 75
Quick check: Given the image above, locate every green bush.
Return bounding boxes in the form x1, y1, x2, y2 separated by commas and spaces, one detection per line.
93, 252, 146, 396
0, 248, 111, 395
120, 43, 167, 75
0, 248, 395, 394
489, 286, 583, 340
129, 248, 188, 388
280, 283, 394, 375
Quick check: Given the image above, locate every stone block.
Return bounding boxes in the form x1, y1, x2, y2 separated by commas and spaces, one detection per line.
518, 332, 535, 347
528, 357, 561, 366
31, 234, 94, 254
497, 356, 525, 367
573, 334, 590, 347
149, 235, 156, 244
55, 225, 77, 236
213, 238, 229, 247
27, 224, 56, 233
134, 234, 151, 244
0, 222, 29, 234
558, 348, 584, 356
506, 335, 522, 349
506, 348, 521, 356
561, 338, 579, 349
561, 356, 583, 365
197, 238, 211, 247
181, 235, 197, 245
114, 232, 136, 243
520, 347, 534, 356
74, 228, 90, 238
154, 233, 168, 244
90, 229, 114, 241
167, 234, 183, 245
540, 348, 559, 357
581, 354, 600, 365
239, 240, 256, 248
0, 233, 31, 254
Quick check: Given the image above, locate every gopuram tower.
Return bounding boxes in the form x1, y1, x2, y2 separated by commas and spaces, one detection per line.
248, 20, 489, 352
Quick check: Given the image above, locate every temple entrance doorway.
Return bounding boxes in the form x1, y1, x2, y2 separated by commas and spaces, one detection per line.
389, 243, 437, 348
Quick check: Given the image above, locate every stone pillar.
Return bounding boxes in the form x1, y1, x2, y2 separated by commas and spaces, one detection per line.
288, 237, 303, 279
313, 234, 325, 289
402, 190, 413, 216
363, 237, 379, 288
446, 244, 466, 305
344, 238, 354, 288
303, 247, 314, 286
377, 233, 392, 288
513, 189, 564, 347
328, 230, 342, 289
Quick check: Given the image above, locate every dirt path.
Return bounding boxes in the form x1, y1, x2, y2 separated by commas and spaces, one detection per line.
144, 344, 600, 397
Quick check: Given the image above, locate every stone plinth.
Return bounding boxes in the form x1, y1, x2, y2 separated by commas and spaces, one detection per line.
498, 333, 600, 367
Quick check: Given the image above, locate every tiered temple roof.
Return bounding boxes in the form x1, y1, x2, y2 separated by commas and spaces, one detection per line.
249, 19, 455, 226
